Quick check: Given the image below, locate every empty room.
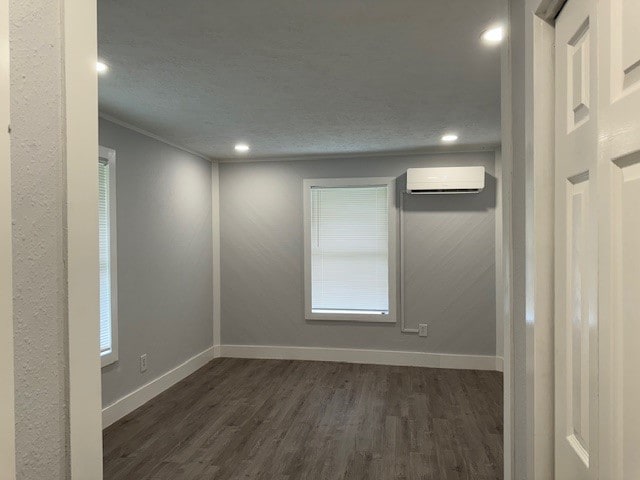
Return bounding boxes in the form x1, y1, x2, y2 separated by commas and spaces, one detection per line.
96, 1, 505, 478
9, 0, 639, 479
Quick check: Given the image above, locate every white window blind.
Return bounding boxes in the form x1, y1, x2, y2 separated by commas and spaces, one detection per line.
98, 160, 113, 356
310, 185, 389, 314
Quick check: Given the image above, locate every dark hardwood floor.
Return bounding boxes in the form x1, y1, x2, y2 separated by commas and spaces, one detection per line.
103, 358, 503, 480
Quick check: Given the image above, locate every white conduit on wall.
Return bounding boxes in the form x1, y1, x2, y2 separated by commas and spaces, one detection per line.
399, 191, 418, 334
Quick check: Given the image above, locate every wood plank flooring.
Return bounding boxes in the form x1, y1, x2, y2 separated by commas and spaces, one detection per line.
103, 358, 503, 480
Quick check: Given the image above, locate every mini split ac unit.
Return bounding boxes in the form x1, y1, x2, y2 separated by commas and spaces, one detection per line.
406, 166, 485, 194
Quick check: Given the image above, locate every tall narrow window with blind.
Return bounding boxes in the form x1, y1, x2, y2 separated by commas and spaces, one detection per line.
99, 146, 118, 367
303, 177, 396, 322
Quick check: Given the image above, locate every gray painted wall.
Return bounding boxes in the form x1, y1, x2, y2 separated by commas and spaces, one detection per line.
220, 152, 497, 356
99, 119, 213, 408
10, 0, 69, 476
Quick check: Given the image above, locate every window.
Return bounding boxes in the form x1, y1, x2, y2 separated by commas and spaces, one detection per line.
303, 177, 396, 322
99, 146, 118, 367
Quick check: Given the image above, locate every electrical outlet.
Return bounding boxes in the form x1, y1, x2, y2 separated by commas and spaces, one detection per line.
418, 324, 428, 337
140, 354, 148, 373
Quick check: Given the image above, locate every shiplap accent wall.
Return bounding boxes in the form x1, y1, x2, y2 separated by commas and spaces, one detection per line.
219, 151, 498, 357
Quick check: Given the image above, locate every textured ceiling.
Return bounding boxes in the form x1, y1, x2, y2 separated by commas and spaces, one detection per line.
98, 0, 504, 160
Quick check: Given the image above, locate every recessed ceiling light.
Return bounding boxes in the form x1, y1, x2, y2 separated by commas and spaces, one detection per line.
234, 143, 250, 153
481, 26, 504, 45
441, 134, 459, 143
96, 61, 109, 73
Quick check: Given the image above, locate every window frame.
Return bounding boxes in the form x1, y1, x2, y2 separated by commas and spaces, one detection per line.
303, 177, 397, 323
99, 145, 118, 367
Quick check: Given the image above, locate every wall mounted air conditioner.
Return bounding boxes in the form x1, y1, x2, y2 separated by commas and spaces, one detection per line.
406, 166, 485, 194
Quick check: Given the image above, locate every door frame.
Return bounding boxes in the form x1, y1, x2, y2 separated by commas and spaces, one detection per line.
61, 0, 561, 478
63, 0, 104, 477
524, 9, 557, 480
502, 0, 565, 478
1, 0, 16, 476
521, 0, 568, 478
526, 6, 559, 479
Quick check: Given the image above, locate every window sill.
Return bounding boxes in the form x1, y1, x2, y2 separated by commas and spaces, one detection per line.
306, 312, 396, 323
101, 350, 118, 368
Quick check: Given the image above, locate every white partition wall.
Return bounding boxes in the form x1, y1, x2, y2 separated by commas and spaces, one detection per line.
0, 0, 16, 477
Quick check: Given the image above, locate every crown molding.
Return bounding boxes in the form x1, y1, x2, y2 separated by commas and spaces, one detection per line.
98, 112, 216, 162
217, 143, 501, 164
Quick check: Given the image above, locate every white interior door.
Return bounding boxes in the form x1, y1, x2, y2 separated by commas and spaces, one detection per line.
597, 0, 640, 478
555, 0, 599, 478
556, 0, 640, 477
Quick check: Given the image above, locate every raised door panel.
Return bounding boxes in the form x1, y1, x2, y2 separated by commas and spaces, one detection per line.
568, 20, 591, 129
619, 159, 640, 479
621, 0, 640, 88
609, 154, 640, 480
564, 174, 591, 467
609, 0, 640, 96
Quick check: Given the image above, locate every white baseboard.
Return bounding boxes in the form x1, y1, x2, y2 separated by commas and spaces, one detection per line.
495, 356, 504, 372
102, 346, 215, 429
219, 345, 499, 371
